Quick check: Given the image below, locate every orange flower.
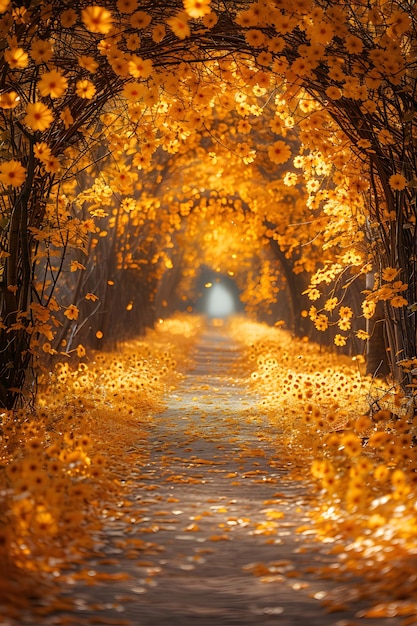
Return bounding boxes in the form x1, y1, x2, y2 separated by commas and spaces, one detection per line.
81, 5, 113, 34
152, 24, 166, 43
183, 0, 211, 19
64, 304, 79, 320
24, 102, 54, 131
389, 173, 407, 191
116, 0, 137, 13
30, 39, 53, 63
75, 79, 96, 99
34, 141, 52, 161
4, 47, 28, 69
38, 69, 68, 99
268, 140, 291, 164
167, 12, 190, 39
0, 91, 20, 109
61, 8, 77, 28
0, 160, 26, 187
202, 11, 218, 28
128, 55, 153, 79
130, 10, 151, 29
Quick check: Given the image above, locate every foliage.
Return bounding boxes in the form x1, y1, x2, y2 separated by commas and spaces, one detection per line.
0, 0, 416, 403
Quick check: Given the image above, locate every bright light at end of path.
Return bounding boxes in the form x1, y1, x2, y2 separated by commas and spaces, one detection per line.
205, 283, 235, 318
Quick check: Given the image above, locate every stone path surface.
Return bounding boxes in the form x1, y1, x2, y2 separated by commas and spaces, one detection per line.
52, 327, 401, 626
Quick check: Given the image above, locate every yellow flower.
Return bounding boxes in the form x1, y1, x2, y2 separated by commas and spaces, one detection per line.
167, 12, 190, 39
30, 39, 53, 63
81, 5, 113, 34
0, 160, 26, 187
338, 318, 351, 331
42, 155, 60, 173
0, 0, 10, 12
314, 314, 328, 331
268, 140, 291, 164
76, 344, 86, 358
122, 81, 147, 101
183, 0, 211, 19
389, 173, 407, 191
391, 295, 408, 308
4, 47, 28, 69
334, 333, 347, 346
38, 69, 68, 99
356, 329, 370, 340
361, 299, 375, 319
76, 79, 96, 99
128, 55, 153, 79
130, 10, 151, 29
0, 91, 20, 109
33, 141, 52, 162
324, 297, 338, 311
382, 266, 400, 282
24, 102, 54, 131
64, 304, 79, 320
339, 305, 353, 319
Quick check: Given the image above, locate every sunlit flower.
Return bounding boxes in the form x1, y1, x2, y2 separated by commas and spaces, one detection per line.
33, 142, 52, 162
268, 140, 291, 164
361, 299, 375, 319
128, 55, 153, 79
0, 91, 20, 109
42, 154, 60, 173
64, 304, 79, 320
122, 81, 147, 101
389, 173, 407, 191
334, 333, 347, 346
4, 46, 28, 69
76, 79, 96, 99
245, 29, 267, 48
24, 102, 54, 131
0, 0, 10, 12
0, 160, 26, 187
183, 0, 211, 19
38, 69, 68, 99
30, 39, 53, 63
356, 329, 370, 340
315, 314, 328, 331
167, 12, 190, 39
81, 5, 113, 34
130, 10, 151, 28
76, 344, 86, 358
324, 297, 338, 311
61, 8, 77, 28
339, 306, 353, 320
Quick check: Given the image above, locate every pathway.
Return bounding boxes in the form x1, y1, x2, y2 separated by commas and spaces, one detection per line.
54, 326, 400, 625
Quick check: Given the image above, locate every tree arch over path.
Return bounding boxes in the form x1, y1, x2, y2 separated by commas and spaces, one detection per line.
0, 0, 416, 407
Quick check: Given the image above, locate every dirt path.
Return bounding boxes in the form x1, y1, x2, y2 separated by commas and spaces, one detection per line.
52, 327, 400, 626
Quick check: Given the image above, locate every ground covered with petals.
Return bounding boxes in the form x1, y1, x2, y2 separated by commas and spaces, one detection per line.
1, 315, 416, 625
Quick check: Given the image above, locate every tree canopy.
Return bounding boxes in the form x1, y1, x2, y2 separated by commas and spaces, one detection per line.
1, 0, 416, 407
